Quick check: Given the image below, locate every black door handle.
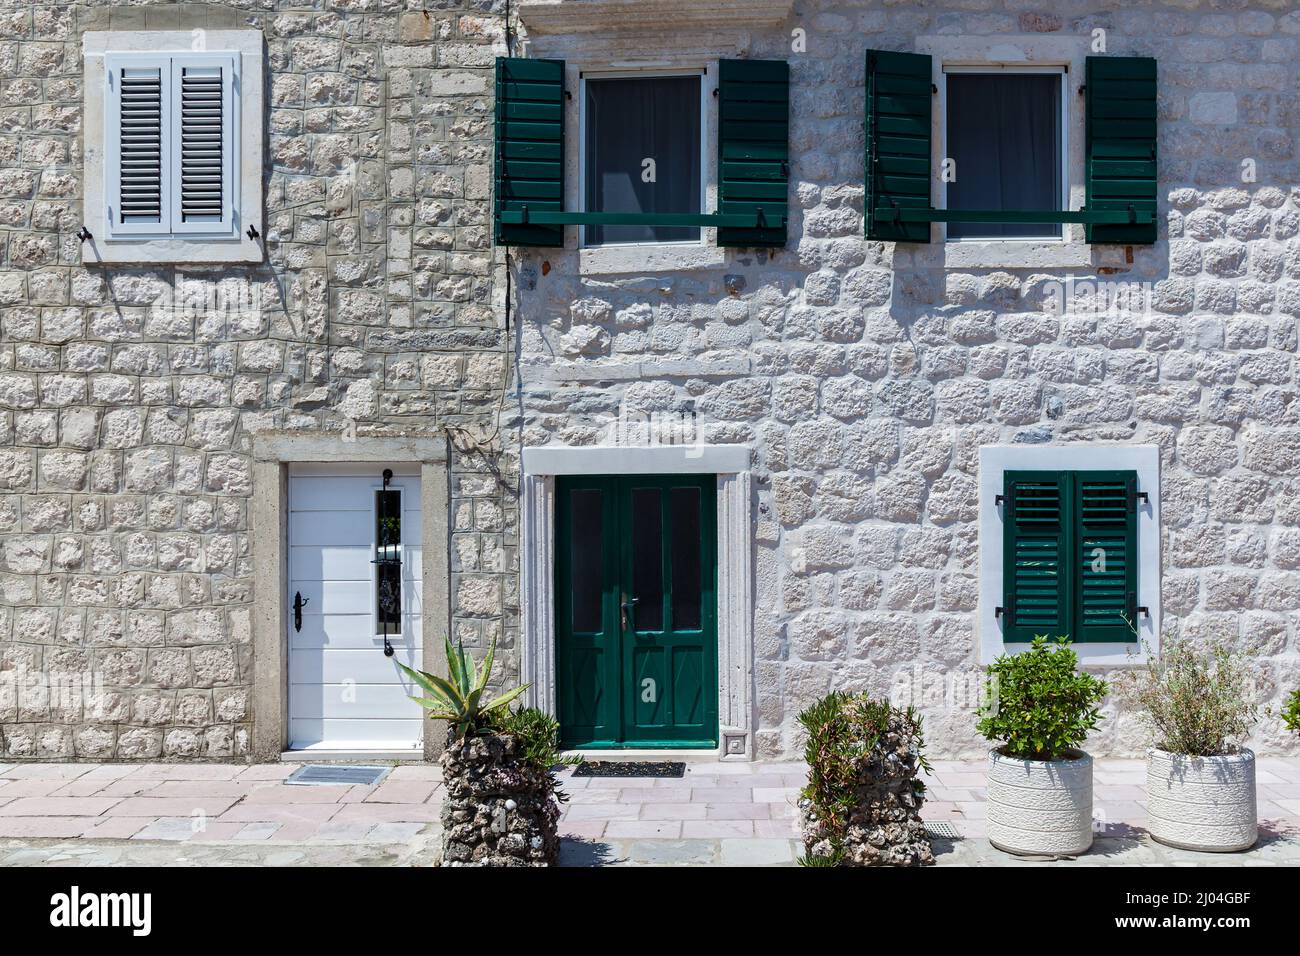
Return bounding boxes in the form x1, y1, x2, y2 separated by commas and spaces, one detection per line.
293, 591, 309, 632
620, 597, 639, 632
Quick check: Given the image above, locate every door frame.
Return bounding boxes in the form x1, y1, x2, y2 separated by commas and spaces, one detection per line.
521, 445, 754, 760
250, 432, 450, 761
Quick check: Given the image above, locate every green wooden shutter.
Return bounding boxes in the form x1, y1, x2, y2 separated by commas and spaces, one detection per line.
1085, 56, 1157, 244
494, 56, 565, 247
865, 50, 932, 243
717, 59, 789, 248
1002, 472, 1071, 643
1075, 471, 1139, 643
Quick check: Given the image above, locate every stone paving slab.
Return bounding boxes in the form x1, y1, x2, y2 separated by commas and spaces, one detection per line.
1, 758, 1298, 866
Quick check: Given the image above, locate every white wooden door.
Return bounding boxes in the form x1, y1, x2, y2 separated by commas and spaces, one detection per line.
287, 464, 424, 752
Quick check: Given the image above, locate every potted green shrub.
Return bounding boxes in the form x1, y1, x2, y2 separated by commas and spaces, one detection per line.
796, 692, 933, 866
977, 636, 1107, 856
400, 638, 564, 866
1118, 640, 1257, 852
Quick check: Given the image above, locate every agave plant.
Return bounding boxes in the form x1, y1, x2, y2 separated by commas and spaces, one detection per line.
399, 637, 529, 739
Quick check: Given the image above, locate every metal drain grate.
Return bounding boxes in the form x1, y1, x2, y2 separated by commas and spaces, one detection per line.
285, 765, 390, 787
572, 761, 686, 778
924, 821, 961, 839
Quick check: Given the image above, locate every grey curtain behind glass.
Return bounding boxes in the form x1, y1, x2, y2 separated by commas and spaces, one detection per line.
585, 76, 701, 245
947, 73, 1061, 239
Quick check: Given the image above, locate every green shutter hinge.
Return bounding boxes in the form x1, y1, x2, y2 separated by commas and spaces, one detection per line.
996, 487, 1015, 509
1128, 488, 1150, 511
995, 606, 1012, 624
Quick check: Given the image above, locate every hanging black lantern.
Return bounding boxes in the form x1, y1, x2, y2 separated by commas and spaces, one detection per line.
373, 468, 401, 658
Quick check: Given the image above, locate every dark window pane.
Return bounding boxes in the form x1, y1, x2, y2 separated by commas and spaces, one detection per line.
946, 73, 1061, 239
375, 490, 402, 634
631, 488, 664, 631
585, 76, 701, 245
670, 487, 702, 630
570, 489, 604, 633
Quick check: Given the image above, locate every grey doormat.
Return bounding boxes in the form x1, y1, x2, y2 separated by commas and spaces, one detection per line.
285, 765, 390, 787
572, 761, 686, 778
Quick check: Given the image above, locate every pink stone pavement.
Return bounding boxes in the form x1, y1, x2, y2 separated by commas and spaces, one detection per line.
0, 762, 442, 843
2, 757, 1299, 854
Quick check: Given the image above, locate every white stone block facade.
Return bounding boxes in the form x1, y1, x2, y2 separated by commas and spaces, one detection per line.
1, 0, 1299, 760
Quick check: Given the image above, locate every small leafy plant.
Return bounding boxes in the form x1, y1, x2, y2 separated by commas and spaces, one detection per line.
399, 636, 528, 739
1281, 688, 1300, 736
1116, 640, 1254, 757
977, 635, 1107, 761
492, 705, 581, 771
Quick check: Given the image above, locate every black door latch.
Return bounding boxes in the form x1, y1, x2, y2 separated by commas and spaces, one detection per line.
293, 591, 309, 632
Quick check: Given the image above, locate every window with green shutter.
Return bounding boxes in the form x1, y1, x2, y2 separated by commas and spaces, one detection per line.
865, 51, 1158, 243
492, 57, 789, 248
1001, 470, 1141, 644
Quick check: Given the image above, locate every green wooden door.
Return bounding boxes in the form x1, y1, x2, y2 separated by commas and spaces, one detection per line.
556, 475, 718, 749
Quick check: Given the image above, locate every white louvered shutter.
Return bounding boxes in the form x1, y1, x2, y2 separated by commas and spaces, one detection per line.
105, 54, 173, 236
170, 54, 238, 235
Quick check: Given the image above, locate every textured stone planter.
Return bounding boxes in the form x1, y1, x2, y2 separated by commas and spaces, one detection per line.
987, 748, 1093, 856
439, 732, 561, 867
1146, 748, 1257, 852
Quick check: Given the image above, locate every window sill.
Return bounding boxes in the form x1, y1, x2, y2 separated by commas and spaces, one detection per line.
578, 242, 726, 276
83, 235, 263, 266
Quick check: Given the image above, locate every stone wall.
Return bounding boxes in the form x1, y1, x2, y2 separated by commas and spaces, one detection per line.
512, 0, 1300, 758
0, 0, 515, 759
3, 0, 1299, 762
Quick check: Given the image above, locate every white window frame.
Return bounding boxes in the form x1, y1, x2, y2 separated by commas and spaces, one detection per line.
916, 34, 1130, 270
940, 64, 1068, 244
83, 31, 263, 265
979, 444, 1161, 666
577, 67, 710, 251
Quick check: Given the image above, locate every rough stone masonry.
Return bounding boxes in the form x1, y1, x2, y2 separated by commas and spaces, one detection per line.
0, 0, 515, 760
508, 0, 1300, 759
1, 0, 1300, 762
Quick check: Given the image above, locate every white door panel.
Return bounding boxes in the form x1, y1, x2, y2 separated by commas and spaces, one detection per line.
289, 647, 421, 684
289, 545, 373, 582
289, 473, 418, 508
289, 682, 426, 719
287, 467, 424, 752
289, 509, 373, 546
293, 580, 371, 615
291, 614, 420, 650
289, 719, 424, 751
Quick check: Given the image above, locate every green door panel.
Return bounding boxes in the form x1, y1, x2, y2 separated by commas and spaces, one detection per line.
555, 479, 620, 747
556, 474, 718, 749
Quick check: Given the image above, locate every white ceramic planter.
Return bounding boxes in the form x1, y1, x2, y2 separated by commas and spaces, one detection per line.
1146, 748, 1257, 852
987, 748, 1093, 856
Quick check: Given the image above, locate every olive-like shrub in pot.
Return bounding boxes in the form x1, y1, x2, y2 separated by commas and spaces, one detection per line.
977, 636, 1107, 856
1117, 640, 1257, 852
